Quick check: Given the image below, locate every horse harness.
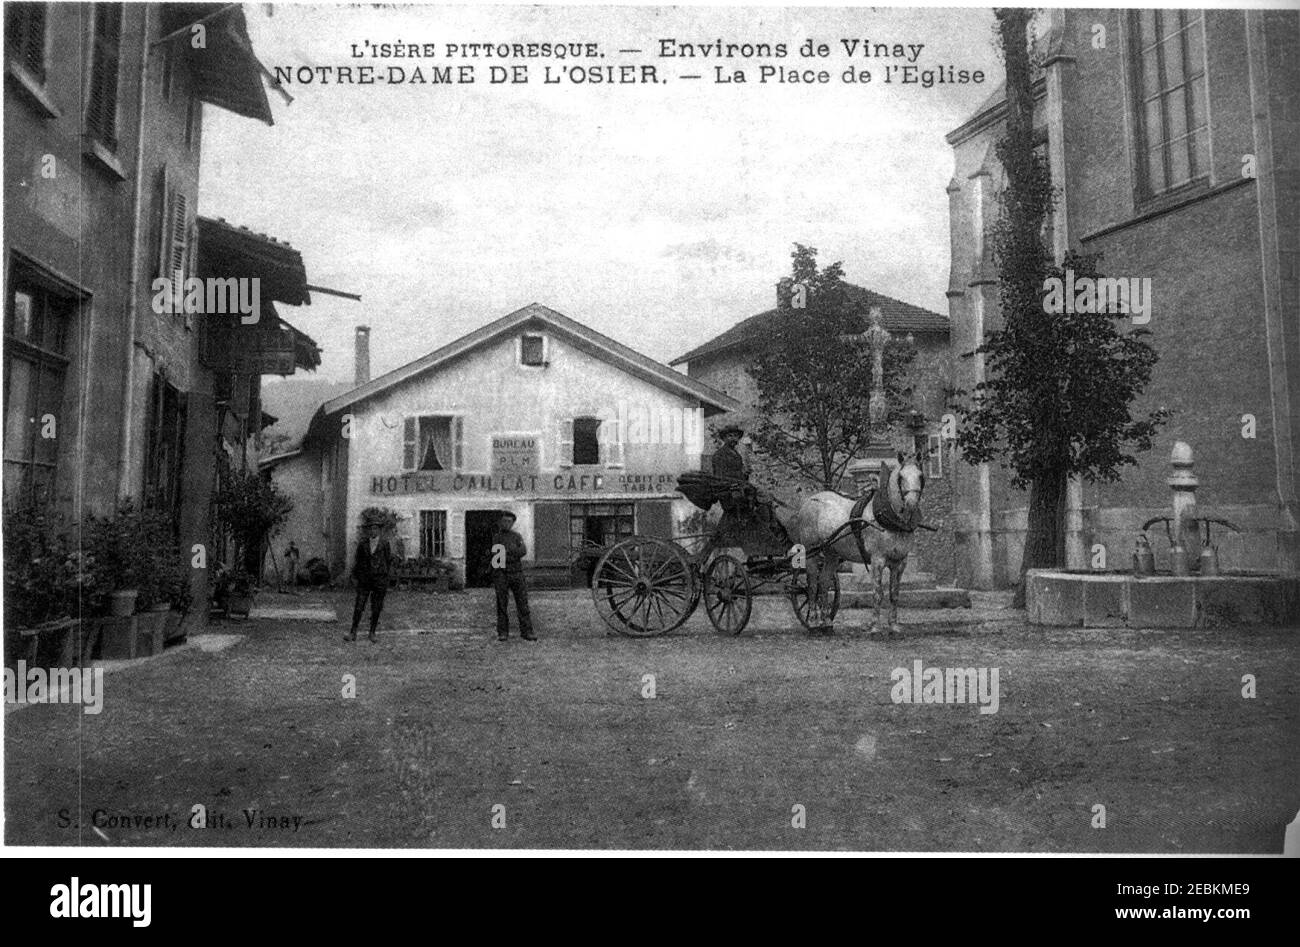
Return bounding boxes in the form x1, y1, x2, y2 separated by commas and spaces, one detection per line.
848, 468, 918, 565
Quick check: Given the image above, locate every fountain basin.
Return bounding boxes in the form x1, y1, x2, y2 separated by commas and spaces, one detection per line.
1026, 569, 1300, 629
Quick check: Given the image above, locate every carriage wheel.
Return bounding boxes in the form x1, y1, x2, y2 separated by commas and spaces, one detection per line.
591, 538, 695, 637
703, 554, 752, 636
787, 566, 841, 631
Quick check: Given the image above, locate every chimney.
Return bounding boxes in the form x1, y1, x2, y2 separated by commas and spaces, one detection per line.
776, 277, 794, 310
354, 325, 371, 387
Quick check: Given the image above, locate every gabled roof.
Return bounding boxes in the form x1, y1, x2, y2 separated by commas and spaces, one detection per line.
308, 303, 741, 439
945, 26, 1055, 147
670, 284, 949, 367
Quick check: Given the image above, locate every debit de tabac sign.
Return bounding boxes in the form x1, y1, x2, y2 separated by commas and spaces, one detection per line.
368, 470, 680, 497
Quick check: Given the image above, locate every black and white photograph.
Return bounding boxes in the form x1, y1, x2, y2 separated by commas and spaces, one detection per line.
2, 0, 1297, 872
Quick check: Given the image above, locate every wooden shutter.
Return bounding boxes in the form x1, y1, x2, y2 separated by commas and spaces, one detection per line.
448, 510, 465, 559
558, 418, 574, 467
86, 3, 123, 147
452, 416, 464, 470
183, 218, 197, 329
532, 502, 571, 566
603, 416, 625, 468
403, 417, 416, 469
156, 166, 172, 282
6, 4, 48, 80
637, 500, 674, 540
168, 191, 189, 287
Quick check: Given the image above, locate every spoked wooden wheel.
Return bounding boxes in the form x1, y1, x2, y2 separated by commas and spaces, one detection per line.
703, 554, 752, 636
787, 565, 841, 631
592, 538, 696, 637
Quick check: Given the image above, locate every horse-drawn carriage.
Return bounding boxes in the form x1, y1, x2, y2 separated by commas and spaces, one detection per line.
589, 460, 930, 637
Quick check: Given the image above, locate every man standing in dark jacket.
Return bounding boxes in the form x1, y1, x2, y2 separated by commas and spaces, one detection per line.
346, 520, 392, 642
491, 510, 534, 641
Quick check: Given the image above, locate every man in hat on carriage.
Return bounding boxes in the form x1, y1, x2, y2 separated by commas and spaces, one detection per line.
707, 423, 790, 552
711, 423, 750, 484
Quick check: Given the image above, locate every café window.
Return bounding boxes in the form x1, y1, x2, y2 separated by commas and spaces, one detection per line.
1130, 9, 1209, 199
4, 261, 75, 502
404, 415, 463, 472
520, 333, 546, 366
559, 416, 624, 468
570, 503, 634, 554
5, 2, 48, 83
419, 509, 448, 558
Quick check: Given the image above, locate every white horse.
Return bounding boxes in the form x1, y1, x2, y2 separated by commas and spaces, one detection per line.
789, 453, 926, 635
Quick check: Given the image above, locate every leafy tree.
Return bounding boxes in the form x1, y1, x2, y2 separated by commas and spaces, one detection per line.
951, 9, 1168, 599
214, 469, 294, 576
746, 244, 916, 489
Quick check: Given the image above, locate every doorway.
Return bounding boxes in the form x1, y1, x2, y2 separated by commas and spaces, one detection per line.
464, 510, 501, 588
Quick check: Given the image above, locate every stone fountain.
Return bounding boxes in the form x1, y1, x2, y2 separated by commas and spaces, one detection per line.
1027, 442, 1300, 628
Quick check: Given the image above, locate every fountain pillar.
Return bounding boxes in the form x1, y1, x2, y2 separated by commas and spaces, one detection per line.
1167, 441, 1199, 575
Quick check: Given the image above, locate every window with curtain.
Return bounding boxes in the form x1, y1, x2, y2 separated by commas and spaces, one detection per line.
403, 415, 462, 472
1131, 9, 1209, 199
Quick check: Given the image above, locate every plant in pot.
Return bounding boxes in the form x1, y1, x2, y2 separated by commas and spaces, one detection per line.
431, 558, 454, 593
224, 566, 256, 618
163, 553, 193, 641
131, 507, 183, 654
213, 470, 293, 616
85, 500, 145, 617
3, 499, 94, 666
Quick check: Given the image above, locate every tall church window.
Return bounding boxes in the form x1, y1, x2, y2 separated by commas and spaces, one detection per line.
1131, 9, 1209, 198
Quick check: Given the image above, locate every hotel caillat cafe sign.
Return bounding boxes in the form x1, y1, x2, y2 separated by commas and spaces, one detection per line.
370, 436, 680, 497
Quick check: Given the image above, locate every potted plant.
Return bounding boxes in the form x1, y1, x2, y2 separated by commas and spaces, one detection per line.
3, 499, 96, 667
431, 558, 454, 593
213, 470, 293, 616
85, 500, 167, 659
164, 556, 193, 642
130, 506, 179, 655
224, 566, 256, 618
85, 500, 145, 617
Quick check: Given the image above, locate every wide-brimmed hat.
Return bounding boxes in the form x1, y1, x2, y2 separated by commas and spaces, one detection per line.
717, 423, 745, 437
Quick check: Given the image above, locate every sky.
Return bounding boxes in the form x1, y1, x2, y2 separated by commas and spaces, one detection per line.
200, 3, 1005, 384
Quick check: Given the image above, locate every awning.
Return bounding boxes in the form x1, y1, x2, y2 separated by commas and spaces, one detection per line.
197, 216, 310, 305
161, 4, 273, 125
196, 217, 320, 373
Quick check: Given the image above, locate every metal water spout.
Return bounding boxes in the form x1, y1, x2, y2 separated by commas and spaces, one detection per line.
1133, 534, 1155, 576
